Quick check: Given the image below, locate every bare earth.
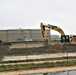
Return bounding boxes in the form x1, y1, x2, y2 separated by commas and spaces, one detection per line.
0, 43, 76, 75
0, 66, 76, 75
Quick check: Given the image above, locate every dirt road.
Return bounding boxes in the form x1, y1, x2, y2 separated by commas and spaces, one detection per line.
2, 52, 76, 62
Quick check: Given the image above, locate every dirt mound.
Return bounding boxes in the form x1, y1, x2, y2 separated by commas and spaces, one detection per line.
0, 44, 76, 56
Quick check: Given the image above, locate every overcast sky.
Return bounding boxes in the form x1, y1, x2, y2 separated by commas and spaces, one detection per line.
0, 0, 76, 35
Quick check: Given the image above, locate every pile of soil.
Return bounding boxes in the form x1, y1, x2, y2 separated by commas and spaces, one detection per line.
0, 44, 76, 56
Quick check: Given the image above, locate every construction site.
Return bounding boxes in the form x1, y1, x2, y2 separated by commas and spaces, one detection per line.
0, 23, 76, 75
0, 23, 76, 63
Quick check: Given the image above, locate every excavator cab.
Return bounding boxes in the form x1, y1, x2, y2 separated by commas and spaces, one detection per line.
61, 35, 76, 44
61, 35, 70, 43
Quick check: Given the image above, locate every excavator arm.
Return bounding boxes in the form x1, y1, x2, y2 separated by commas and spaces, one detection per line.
40, 23, 65, 45
40, 23, 48, 45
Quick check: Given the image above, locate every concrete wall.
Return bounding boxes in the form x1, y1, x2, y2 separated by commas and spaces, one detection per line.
0, 29, 50, 42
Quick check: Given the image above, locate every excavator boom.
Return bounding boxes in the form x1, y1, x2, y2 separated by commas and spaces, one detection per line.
40, 23, 65, 45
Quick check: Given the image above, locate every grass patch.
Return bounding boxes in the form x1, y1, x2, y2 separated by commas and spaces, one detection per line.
0, 60, 76, 72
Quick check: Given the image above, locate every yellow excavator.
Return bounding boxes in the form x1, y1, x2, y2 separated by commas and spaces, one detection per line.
40, 23, 76, 45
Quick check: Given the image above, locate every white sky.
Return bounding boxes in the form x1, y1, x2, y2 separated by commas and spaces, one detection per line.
0, 0, 76, 35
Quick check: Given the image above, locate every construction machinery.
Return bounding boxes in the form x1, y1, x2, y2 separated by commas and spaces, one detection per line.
40, 23, 76, 45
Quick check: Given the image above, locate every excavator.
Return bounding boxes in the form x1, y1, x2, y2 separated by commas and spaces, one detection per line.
40, 23, 76, 45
